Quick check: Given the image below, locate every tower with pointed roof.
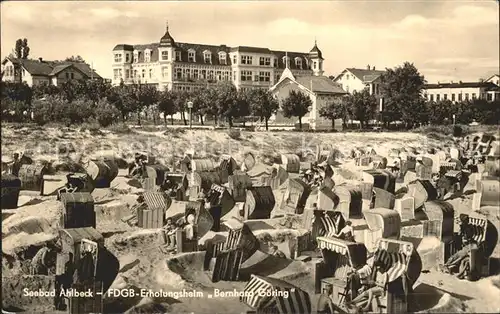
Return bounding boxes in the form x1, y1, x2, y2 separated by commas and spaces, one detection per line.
309, 40, 324, 76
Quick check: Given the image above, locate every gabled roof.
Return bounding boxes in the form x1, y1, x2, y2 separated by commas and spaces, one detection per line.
335, 68, 386, 82
295, 75, 347, 94
272, 74, 347, 95
2, 57, 102, 79
485, 74, 499, 81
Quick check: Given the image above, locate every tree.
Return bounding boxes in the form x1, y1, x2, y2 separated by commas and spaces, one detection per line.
213, 82, 239, 127
1, 81, 33, 121
22, 38, 30, 59
65, 55, 86, 63
343, 89, 377, 128
15, 39, 23, 59
171, 90, 190, 125
94, 98, 121, 127
132, 84, 159, 125
379, 62, 426, 128
247, 89, 279, 131
158, 89, 177, 125
281, 90, 312, 129
32, 82, 60, 99
319, 97, 348, 129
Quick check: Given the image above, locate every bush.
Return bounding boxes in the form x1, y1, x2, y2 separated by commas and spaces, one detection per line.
453, 125, 463, 137
94, 99, 121, 127
227, 128, 241, 140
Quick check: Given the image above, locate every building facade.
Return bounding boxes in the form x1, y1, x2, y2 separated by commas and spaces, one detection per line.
111, 25, 325, 91
333, 65, 385, 96
270, 67, 347, 130
1, 57, 102, 87
423, 81, 500, 102
486, 74, 500, 86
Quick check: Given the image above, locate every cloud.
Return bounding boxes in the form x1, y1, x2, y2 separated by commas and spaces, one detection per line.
89, 7, 138, 19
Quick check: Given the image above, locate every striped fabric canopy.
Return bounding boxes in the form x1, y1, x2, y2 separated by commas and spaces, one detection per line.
374, 249, 408, 283
241, 275, 311, 314
314, 211, 342, 238
317, 237, 348, 255
468, 217, 487, 244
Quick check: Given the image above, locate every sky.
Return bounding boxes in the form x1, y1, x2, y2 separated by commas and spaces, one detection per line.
1, 0, 499, 82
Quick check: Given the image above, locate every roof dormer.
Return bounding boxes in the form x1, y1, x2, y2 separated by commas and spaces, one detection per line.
188, 48, 196, 62
218, 51, 227, 65
144, 49, 151, 63
294, 57, 302, 69
203, 50, 212, 64
133, 50, 140, 63
282, 55, 290, 68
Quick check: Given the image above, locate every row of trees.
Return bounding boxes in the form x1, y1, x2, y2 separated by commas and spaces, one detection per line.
1, 79, 292, 130
1, 61, 498, 129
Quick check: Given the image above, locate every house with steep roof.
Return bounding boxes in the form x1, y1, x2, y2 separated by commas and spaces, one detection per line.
270, 64, 348, 130
112, 23, 324, 91
333, 65, 386, 96
485, 74, 499, 86
1, 57, 102, 87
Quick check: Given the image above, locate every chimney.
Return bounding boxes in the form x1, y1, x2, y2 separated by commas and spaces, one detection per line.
372, 66, 375, 70
38, 57, 43, 63
367, 64, 370, 70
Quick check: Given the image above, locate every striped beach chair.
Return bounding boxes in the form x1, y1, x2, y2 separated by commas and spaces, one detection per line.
371, 239, 422, 313
241, 274, 312, 314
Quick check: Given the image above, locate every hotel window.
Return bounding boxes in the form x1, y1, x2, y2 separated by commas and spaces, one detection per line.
125, 54, 130, 63
193, 69, 199, 79
141, 69, 145, 78
149, 69, 153, 79
125, 69, 130, 78
133, 70, 137, 78
465, 93, 469, 100
233, 55, 237, 64
216, 71, 222, 80
259, 71, 271, 82
175, 68, 182, 79
133, 52, 139, 63
162, 67, 168, 78
114, 53, 122, 63
223, 71, 229, 81
183, 68, 190, 79
458, 93, 462, 101
204, 52, 211, 64
219, 53, 227, 65
273, 58, 278, 68
313, 61, 317, 69
430, 94, 434, 101
188, 51, 196, 62
436, 94, 440, 101
175, 51, 182, 61
487, 93, 492, 101
443, 94, 448, 100
295, 58, 302, 69
208, 70, 215, 80
144, 51, 151, 63
241, 71, 252, 81
201, 70, 206, 79
233, 71, 237, 81
259, 57, 271, 66
282, 56, 290, 68
161, 51, 169, 61
451, 94, 455, 101
472, 93, 476, 99
241, 55, 252, 65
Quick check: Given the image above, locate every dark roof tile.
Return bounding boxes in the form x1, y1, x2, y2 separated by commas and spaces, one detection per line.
295, 75, 347, 94
346, 68, 385, 82
3, 57, 102, 79
424, 82, 498, 89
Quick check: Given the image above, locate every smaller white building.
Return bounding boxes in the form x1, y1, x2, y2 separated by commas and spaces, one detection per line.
270, 67, 348, 130
423, 81, 500, 102
333, 65, 385, 96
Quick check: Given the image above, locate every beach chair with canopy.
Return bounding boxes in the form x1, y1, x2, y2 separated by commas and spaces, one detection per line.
444, 215, 498, 281
314, 237, 368, 308
363, 208, 401, 251
241, 274, 312, 314
176, 201, 214, 253
366, 238, 422, 313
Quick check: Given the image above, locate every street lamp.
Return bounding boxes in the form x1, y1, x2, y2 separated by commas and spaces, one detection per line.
452, 114, 456, 126
187, 101, 193, 129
